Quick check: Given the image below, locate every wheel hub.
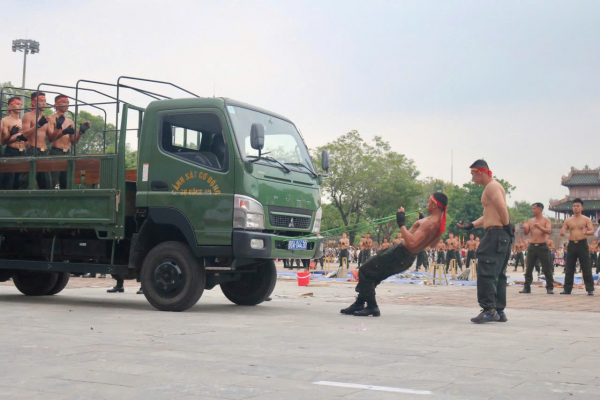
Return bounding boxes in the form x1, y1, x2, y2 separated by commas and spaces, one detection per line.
153, 260, 184, 298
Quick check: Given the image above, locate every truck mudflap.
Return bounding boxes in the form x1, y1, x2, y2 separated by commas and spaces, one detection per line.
232, 230, 323, 260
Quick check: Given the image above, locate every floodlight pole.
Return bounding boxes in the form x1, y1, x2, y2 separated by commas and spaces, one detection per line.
21, 48, 28, 115
12, 39, 40, 117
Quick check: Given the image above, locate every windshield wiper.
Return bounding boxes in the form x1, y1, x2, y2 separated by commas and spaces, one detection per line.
285, 162, 318, 178
247, 155, 291, 174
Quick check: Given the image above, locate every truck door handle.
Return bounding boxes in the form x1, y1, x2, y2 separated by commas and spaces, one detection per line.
151, 181, 168, 191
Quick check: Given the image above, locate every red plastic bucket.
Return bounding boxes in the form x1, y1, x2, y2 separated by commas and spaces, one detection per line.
297, 271, 310, 286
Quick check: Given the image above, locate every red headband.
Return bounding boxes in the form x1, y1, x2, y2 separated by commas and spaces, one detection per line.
55, 96, 68, 105
472, 167, 492, 178
32, 95, 46, 104
8, 98, 22, 106
430, 195, 447, 233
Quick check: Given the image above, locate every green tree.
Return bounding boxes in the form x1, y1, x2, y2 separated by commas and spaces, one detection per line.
364, 137, 422, 244
417, 177, 449, 209
75, 110, 117, 155
125, 144, 138, 169
311, 131, 371, 244
509, 201, 534, 225
312, 131, 421, 244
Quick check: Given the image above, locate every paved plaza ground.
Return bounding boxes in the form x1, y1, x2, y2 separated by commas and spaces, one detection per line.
0, 266, 598, 399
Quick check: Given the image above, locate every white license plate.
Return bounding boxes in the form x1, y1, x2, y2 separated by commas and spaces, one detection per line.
287, 240, 308, 250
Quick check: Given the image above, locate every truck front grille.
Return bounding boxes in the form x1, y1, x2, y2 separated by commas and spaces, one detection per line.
269, 214, 311, 229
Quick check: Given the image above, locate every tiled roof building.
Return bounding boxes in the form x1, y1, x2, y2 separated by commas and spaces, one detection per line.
549, 166, 600, 222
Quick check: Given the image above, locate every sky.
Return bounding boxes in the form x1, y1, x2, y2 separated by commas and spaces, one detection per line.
2, 0, 599, 208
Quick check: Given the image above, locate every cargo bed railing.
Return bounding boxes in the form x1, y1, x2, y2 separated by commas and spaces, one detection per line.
0, 76, 199, 190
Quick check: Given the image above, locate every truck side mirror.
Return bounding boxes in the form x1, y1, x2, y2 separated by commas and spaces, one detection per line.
250, 123, 265, 151
321, 150, 330, 171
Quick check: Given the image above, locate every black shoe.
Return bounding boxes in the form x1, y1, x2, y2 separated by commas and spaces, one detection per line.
588, 291, 594, 296
471, 309, 500, 324
340, 299, 365, 315
107, 286, 124, 293
560, 291, 571, 295
547, 287, 554, 294
137, 288, 144, 295
513, 269, 517, 272
495, 311, 508, 322
519, 286, 531, 294
353, 304, 380, 317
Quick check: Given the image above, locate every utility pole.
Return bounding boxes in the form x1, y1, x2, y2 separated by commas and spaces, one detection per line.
12, 39, 40, 117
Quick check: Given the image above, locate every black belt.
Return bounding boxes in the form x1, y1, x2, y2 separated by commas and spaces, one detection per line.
485, 226, 504, 232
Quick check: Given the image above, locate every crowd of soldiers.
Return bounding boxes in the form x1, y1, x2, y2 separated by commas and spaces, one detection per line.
326, 212, 600, 285
511, 237, 599, 274
0, 92, 91, 190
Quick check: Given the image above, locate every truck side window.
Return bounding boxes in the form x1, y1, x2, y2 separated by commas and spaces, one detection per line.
160, 113, 227, 171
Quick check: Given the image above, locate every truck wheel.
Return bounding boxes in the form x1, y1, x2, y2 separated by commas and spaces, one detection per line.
141, 241, 205, 312
45, 272, 70, 295
13, 271, 59, 296
221, 261, 276, 306
0, 270, 13, 282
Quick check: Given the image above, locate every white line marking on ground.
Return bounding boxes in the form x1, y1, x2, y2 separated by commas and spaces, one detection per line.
312, 381, 432, 395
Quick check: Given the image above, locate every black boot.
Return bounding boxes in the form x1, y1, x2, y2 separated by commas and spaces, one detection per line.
547, 287, 554, 294
340, 298, 365, 315
588, 291, 594, 296
107, 286, 124, 293
519, 286, 531, 294
353, 302, 380, 317
560, 290, 571, 295
470, 309, 500, 324
494, 311, 508, 322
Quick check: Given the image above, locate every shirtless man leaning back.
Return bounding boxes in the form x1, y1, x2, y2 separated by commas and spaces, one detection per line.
341, 193, 448, 317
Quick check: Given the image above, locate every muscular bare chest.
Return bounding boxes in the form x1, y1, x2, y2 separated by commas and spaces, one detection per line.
568, 218, 587, 232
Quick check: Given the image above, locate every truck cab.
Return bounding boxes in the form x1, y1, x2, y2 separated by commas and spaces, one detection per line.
137, 97, 324, 260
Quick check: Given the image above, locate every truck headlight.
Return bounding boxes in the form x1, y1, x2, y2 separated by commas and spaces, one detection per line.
312, 206, 322, 233
233, 195, 265, 230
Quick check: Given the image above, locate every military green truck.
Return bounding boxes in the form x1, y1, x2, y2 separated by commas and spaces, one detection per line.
0, 77, 327, 311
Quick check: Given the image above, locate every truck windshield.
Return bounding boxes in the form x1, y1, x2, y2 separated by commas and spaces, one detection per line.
227, 105, 315, 172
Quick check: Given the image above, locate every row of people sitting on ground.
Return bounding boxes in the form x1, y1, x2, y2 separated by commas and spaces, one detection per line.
0, 92, 91, 190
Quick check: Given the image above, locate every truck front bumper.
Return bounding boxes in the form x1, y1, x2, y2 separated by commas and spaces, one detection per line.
232, 230, 323, 260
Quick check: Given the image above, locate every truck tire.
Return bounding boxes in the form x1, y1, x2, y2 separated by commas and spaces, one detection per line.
45, 272, 70, 295
141, 241, 205, 312
220, 261, 276, 306
0, 270, 13, 282
13, 271, 59, 296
